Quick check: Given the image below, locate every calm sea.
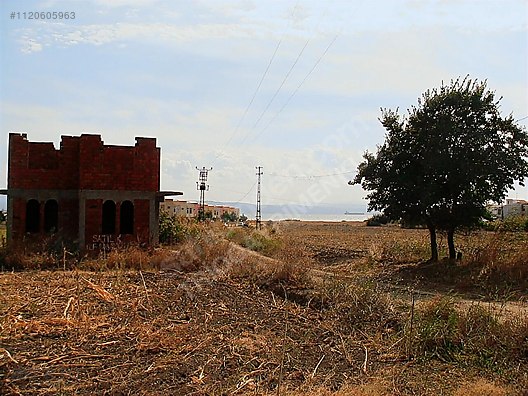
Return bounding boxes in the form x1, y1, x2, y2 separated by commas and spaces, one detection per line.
263, 213, 372, 222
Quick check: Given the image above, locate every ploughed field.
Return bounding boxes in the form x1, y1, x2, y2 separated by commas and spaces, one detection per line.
1, 221, 527, 395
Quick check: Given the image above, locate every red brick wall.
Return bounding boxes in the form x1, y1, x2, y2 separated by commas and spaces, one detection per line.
59, 199, 79, 237
8, 133, 160, 249
134, 199, 151, 244
9, 134, 79, 190
9, 134, 160, 192
10, 198, 26, 241
84, 198, 151, 249
85, 199, 102, 246
78, 135, 159, 191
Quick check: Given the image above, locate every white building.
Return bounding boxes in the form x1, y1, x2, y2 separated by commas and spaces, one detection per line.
160, 199, 240, 220
487, 199, 527, 219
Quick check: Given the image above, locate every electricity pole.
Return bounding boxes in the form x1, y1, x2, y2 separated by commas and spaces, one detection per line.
196, 166, 212, 221
256, 166, 263, 230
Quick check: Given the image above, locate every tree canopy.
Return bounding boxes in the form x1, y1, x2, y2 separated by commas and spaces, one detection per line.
353, 77, 528, 261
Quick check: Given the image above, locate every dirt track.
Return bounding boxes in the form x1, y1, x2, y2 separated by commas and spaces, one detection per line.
279, 221, 528, 319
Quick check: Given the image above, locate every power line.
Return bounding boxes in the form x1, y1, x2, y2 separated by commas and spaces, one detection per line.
232, 181, 257, 204
253, 33, 340, 141
250, 39, 311, 131
239, 4, 334, 145
221, 1, 300, 150
224, 39, 283, 147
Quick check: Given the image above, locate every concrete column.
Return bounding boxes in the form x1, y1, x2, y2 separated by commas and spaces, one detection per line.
79, 191, 86, 249
6, 194, 13, 244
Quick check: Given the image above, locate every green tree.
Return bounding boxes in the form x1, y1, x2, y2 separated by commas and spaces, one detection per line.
159, 210, 185, 244
353, 77, 528, 261
221, 211, 237, 222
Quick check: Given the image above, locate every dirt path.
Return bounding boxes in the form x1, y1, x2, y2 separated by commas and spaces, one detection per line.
225, 241, 528, 320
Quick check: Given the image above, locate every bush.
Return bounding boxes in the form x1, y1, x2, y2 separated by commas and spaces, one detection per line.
409, 296, 528, 368
225, 228, 281, 257
412, 297, 462, 361
484, 216, 528, 232
366, 214, 390, 227
159, 211, 199, 244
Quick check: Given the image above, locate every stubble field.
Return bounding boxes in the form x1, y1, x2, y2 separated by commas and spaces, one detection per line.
1, 221, 527, 395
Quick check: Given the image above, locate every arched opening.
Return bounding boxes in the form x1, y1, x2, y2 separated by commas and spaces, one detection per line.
44, 199, 59, 233
25, 199, 40, 233
102, 200, 116, 234
120, 200, 134, 235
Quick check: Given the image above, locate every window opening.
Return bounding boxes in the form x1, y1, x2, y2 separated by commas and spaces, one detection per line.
25, 199, 40, 233
120, 200, 134, 235
102, 200, 116, 234
44, 199, 59, 233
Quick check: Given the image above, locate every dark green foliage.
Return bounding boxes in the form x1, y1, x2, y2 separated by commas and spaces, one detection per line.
354, 77, 528, 260
366, 214, 389, 226
159, 211, 198, 244
221, 211, 238, 222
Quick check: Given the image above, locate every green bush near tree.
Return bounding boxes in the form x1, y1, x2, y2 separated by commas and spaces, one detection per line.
158, 211, 199, 244
366, 214, 390, 226
484, 216, 528, 232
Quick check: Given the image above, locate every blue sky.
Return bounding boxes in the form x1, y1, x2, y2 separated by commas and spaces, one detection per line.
1, 0, 527, 213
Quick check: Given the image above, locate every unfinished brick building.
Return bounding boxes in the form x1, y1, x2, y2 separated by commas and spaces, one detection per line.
2, 133, 181, 251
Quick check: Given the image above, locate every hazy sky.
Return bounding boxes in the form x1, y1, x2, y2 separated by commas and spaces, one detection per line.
1, 0, 527, 212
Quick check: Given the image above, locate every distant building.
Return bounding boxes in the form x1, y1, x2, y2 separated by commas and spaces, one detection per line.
1, 133, 182, 251
160, 200, 199, 218
160, 199, 240, 220
487, 204, 503, 219
487, 198, 527, 219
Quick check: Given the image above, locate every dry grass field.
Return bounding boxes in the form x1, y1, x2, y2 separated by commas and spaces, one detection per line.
1, 221, 527, 395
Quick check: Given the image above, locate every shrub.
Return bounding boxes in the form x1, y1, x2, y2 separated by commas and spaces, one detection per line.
485, 216, 528, 232
408, 296, 528, 368
366, 214, 389, 227
411, 297, 462, 361
79, 245, 153, 271
225, 228, 281, 257
462, 231, 528, 288
1, 236, 79, 271
159, 211, 199, 244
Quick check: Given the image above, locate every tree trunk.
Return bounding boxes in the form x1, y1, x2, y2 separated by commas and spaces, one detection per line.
447, 228, 456, 260
426, 219, 438, 262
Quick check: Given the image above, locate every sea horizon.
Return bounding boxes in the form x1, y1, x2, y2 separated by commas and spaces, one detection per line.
262, 213, 372, 222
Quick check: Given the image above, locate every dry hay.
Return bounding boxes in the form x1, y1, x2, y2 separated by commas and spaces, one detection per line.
1, 221, 527, 395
